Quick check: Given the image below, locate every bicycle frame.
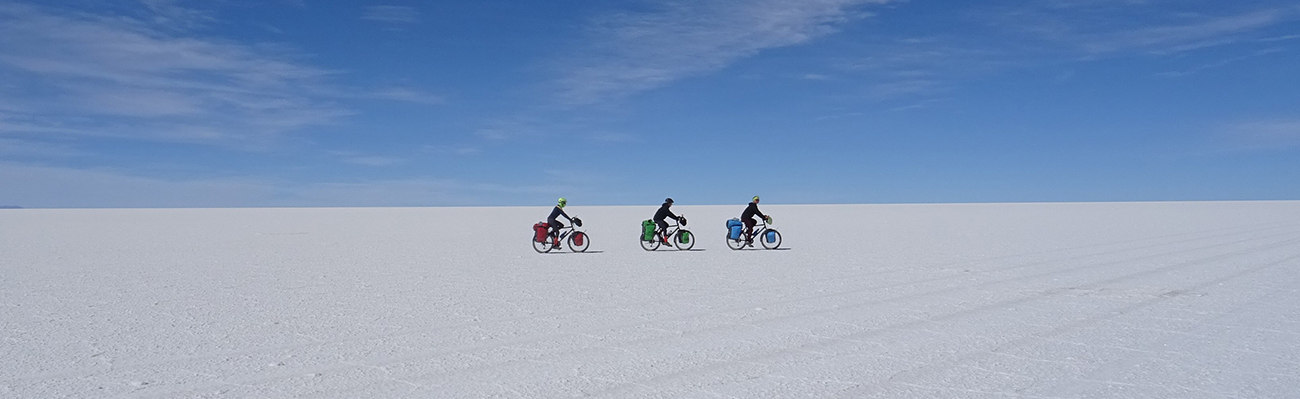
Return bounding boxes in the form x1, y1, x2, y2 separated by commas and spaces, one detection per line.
655, 223, 686, 242
552, 224, 582, 241
733, 221, 769, 242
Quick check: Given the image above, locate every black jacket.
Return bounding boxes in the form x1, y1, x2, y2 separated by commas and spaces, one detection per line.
548, 206, 571, 223
741, 202, 765, 221
653, 202, 679, 222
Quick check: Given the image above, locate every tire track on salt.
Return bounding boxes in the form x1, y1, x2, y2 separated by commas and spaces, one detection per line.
581, 235, 1300, 396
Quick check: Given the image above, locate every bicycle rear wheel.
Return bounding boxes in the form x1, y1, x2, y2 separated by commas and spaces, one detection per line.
640, 235, 661, 251
725, 234, 744, 250
532, 234, 553, 253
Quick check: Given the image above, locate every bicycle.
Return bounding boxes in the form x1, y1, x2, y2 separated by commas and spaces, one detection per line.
532, 218, 590, 253
640, 216, 695, 251
725, 217, 782, 250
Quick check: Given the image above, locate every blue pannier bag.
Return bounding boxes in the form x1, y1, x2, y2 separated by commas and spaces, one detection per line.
726, 218, 743, 240
766, 230, 777, 243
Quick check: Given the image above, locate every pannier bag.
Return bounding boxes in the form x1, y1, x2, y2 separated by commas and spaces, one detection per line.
573, 232, 584, 246
680, 231, 690, 244
534, 222, 550, 242
641, 219, 657, 241
726, 218, 743, 240
766, 230, 777, 243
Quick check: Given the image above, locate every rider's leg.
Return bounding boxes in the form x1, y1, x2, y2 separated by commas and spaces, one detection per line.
656, 219, 669, 242
549, 220, 564, 240
742, 218, 756, 244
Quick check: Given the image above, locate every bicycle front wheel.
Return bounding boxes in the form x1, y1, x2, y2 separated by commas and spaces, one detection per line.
674, 230, 695, 250
532, 234, 552, 253
568, 232, 590, 252
760, 229, 782, 249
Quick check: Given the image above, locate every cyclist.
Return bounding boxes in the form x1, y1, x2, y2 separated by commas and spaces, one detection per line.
548, 197, 575, 244
740, 195, 769, 246
653, 197, 683, 242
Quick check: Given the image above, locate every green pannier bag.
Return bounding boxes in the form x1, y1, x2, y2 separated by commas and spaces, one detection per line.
680, 231, 690, 244
641, 219, 656, 241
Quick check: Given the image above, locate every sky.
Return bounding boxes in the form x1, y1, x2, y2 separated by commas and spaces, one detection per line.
1, 0, 1298, 208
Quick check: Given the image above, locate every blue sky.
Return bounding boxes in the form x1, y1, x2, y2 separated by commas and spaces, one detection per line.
1, 0, 1298, 207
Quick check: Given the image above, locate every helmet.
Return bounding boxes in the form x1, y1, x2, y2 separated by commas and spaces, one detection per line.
557, 197, 567, 208
665, 197, 674, 204
752, 196, 760, 202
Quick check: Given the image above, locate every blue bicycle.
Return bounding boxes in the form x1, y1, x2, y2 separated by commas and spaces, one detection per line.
726, 217, 782, 250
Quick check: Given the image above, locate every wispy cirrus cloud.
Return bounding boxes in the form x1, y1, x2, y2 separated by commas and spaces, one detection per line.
986, 2, 1300, 57
1224, 119, 1300, 151
472, 117, 550, 141
138, 0, 216, 29
555, 0, 897, 104
822, 2, 1300, 107
1158, 47, 1286, 78
367, 87, 446, 105
328, 150, 407, 167
824, 36, 1011, 104
0, 2, 347, 146
422, 145, 481, 156
362, 5, 419, 26
1078, 8, 1294, 55
0, 162, 570, 207
0, 137, 84, 159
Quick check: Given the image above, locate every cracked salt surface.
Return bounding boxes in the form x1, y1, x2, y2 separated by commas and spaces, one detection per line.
2, 202, 1299, 397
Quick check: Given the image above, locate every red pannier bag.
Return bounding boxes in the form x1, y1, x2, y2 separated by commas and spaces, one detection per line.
533, 222, 549, 242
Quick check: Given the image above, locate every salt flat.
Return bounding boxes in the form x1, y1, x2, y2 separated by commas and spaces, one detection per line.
2, 201, 1299, 398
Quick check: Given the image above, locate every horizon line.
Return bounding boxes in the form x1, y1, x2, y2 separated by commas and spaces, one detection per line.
4, 199, 1298, 210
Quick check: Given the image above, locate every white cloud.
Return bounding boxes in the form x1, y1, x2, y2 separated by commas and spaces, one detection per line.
0, 163, 279, 208
826, 3, 1300, 104
986, 3, 1300, 57
347, 157, 404, 167
1225, 119, 1300, 151
471, 117, 548, 141
555, 0, 897, 104
422, 145, 481, 156
362, 5, 419, 26
1079, 8, 1291, 55
0, 137, 84, 158
589, 132, 639, 143
0, 3, 347, 145
368, 87, 446, 105
0, 162, 572, 208
138, 0, 216, 29
1158, 48, 1285, 78
329, 151, 407, 167
1258, 34, 1300, 42
828, 39, 1007, 103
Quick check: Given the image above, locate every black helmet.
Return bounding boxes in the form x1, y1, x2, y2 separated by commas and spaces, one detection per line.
665, 197, 674, 204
